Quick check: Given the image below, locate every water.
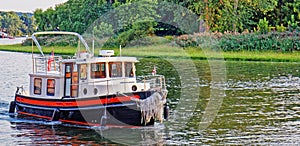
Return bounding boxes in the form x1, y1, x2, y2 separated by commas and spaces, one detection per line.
1, 51, 300, 145
0, 37, 27, 45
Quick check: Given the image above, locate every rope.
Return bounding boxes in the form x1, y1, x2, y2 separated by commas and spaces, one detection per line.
132, 91, 167, 125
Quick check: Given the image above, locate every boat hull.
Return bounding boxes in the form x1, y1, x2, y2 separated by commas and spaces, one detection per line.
13, 92, 155, 126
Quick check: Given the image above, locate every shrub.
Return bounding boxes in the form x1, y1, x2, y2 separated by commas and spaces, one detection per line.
164, 35, 174, 41
103, 21, 156, 48
22, 35, 78, 47
175, 31, 300, 52
276, 24, 287, 32
257, 18, 269, 34
288, 15, 299, 31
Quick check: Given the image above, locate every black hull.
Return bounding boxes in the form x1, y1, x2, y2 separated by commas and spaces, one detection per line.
12, 92, 156, 127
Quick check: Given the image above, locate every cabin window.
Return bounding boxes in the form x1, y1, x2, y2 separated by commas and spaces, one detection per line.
65, 65, 71, 78
34, 78, 42, 95
125, 62, 134, 77
91, 63, 106, 79
109, 62, 122, 77
80, 64, 87, 80
71, 65, 79, 97
47, 79, 55, 96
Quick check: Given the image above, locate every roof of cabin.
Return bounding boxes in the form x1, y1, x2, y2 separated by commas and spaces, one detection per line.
62, 56, 138, 64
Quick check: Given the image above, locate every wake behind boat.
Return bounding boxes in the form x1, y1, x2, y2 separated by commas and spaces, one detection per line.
9, 31, 168, 127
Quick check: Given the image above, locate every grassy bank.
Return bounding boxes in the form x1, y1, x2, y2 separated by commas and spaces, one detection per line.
114, 45, 300, 62
0, 44, 77, 55
1, 44, 300, 62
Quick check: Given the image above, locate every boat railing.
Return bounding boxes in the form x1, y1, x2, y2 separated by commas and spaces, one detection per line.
137, 75, 167, 92
33, 56, 62, 74
31, 31, 91, 57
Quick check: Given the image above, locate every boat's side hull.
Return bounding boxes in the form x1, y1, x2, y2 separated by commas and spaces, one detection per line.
13, 92, 155, 126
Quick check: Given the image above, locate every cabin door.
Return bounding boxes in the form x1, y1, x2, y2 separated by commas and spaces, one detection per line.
64, 63, 78, 97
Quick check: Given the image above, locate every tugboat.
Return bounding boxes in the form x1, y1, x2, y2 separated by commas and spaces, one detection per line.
9, 31, 168, 126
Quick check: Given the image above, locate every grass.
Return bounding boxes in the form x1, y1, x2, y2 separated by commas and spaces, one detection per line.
119, 45, 300, 62
1, 44, 300, 62
0, 44, 78, 55
221, 51, 300, 62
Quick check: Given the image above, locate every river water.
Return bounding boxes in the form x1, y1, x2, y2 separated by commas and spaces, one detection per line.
0, 51, 299, 145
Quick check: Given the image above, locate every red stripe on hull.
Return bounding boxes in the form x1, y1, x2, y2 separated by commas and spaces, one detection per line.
15, 95, 140, 108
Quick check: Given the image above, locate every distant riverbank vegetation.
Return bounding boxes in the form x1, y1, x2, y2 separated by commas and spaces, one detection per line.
0, 12, 36, 36
1, 0, 300, 53
175, 31, 300, 52
2, 43, 300, 62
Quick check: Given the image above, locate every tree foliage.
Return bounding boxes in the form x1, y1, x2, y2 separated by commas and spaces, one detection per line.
0, 0, 298, 38
165, 0, 299, 33
0, 11, 35, 36
34, 0, 111, 34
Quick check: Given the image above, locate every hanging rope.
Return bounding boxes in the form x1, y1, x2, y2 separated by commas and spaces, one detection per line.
132, 91, 167, 125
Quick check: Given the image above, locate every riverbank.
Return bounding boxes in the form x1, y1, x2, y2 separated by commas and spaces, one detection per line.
120, 45, 300, 62
0, 44, 77, 55
0, 44, 300, 62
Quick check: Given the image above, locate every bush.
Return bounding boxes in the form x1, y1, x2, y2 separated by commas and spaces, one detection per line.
103, 21, 156, 48
175, 32, 222, 48
257, 18, 269, 34
175, 34, 197, 47
276, 24, 287, 32
164, 35, 174, 41
22, 35, 79, 47
175, 31, 300, 52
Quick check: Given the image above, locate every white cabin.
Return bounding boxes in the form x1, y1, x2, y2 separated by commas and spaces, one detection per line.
27, 31, 165, 99
29, 51, 152, 99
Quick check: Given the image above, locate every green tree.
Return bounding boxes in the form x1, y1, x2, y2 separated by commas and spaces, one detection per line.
266, 0, 299, 29
283, 1, 299, 30
34, 9, 47, 31
34, 0, 111, 34
20, 14, 37, 35
97, 0, 160, 47
93, 22, 114, 38
1, 12, 24, 36
32, 0, 299, 35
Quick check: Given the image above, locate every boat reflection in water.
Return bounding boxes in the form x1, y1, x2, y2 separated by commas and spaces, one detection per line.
10, 120, 165, 145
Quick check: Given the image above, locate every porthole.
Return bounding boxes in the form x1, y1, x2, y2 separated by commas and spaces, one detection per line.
132, 85, 137, 91
83, 88, 87, 95
94, 88, 98, 95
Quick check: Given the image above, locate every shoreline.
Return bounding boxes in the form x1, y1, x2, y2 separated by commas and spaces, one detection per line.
0, 44, 300, 62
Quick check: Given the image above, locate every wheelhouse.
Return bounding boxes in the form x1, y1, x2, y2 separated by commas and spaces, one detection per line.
29, 53, 151, 99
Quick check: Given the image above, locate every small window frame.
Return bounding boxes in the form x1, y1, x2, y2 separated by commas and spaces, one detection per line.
34, 78, 42, 95
109, 62, 122, 78
80, 64, 87, 80
91, 62, 106, 79
125, 62, 134, 77
47, 79, 55, 96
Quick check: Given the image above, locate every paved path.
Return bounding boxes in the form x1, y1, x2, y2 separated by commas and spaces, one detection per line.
0, 37, 27, 45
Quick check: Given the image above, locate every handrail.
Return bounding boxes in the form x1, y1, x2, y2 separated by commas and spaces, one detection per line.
31, 31, 91, 57
137, 75, 167, 91
33, 56, 62, 74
